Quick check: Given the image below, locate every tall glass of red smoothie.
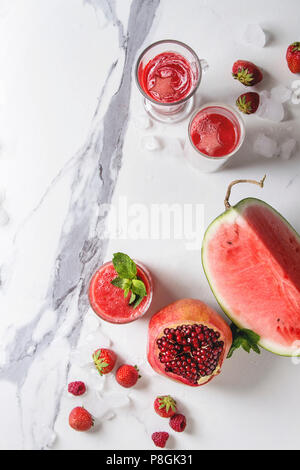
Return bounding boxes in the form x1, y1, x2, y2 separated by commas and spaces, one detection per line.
136, 40, 201, 123
185, 103, 245, 172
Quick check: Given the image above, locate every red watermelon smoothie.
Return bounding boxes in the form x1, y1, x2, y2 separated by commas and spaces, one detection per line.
186, 104, 245, 172
138, 51, 194, 104
135, 40, 201, 123
89, 261, 153, 324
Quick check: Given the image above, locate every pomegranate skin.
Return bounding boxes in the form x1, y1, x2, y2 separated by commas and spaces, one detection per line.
147, 299, 232, 387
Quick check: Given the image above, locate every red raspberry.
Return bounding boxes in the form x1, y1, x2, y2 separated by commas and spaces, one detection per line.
151, 432, 169, 448
169, 413, 186, 432
68, 381, 86, 396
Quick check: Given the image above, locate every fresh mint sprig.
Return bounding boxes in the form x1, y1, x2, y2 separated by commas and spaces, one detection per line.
227, 323, 261, 358
111, 252, 147, 309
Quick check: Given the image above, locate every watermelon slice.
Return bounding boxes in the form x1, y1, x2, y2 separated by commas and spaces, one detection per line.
202, 177, 300, 357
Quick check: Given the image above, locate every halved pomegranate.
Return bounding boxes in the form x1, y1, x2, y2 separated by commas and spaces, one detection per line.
147, 299, 232, 387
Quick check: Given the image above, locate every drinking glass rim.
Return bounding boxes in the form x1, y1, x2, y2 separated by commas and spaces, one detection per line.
187, 102, 246, 160
135, 39, 202, 107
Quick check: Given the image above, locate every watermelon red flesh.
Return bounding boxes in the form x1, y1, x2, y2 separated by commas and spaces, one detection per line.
202, 198, 300, 356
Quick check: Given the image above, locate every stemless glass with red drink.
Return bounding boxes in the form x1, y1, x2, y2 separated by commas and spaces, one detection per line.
136, 40, 202, 123
89, 259, 153, 324
185, 103, 245, 172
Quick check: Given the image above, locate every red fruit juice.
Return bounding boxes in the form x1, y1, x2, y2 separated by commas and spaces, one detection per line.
89, 262, 153, 324
138, 52, 193, 103
190, 107, 241, 157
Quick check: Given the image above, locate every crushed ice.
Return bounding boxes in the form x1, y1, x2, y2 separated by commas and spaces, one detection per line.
271, 85, 292, 103
280, 139, 297, 160
141, 135, 161, 151
254, 133, 280, 158
291, 80, 300, 104
241, 24, 266, 48
257, 91, 284, 122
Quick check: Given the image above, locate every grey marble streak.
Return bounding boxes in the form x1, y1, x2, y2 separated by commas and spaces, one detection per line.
0, 0, 160, 449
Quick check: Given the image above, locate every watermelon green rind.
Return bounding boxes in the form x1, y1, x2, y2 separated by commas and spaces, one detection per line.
202, 197, 300, 357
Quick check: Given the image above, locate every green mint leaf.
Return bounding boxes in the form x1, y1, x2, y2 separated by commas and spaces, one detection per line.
124, 286, 130, 298
111, 277, 131, 290
110, 253, 147, 309
227, 324, 261, 358
112, 252, 137, 279
131, 279, 147, 298
132, 295, 144, 309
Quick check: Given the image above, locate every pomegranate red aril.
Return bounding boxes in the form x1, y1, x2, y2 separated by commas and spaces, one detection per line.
156, 321, 225, 384
148, 299, 232, 387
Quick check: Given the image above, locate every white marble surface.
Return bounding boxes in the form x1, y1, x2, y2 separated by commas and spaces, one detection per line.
1, 0, 300, 450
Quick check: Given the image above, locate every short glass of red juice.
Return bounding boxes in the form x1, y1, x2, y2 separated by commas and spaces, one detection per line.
88, 261, 153, 324
136, 39, 202, 123
185, 104, 245, 172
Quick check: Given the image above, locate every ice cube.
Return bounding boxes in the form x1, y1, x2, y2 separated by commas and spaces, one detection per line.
280, 139, 297, 160
0, 207, 9, 226
242, 24, 266, 48
133, 114, 152, 130
70, 343, 94, 368
87, 368, 106, 392
291, 89, 300, 105
291, 80, 300, 90
101, 410, 116, 421
200, 59, 209, 74
253, 133, 280, 158
84, 313, 101, 332
271, 85, 292, 103
257, 92, 284, 122
141, 135, 161, 151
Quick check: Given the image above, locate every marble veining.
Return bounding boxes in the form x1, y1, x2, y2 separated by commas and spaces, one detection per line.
0, 0, 159, 449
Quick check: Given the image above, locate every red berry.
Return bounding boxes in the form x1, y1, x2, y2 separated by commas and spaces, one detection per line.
116, 364, 140, 388
69, 407, 94, 432
68, 381, 86, 396
286, 42, 300, 74
152, 432, 169, 448
92, 348, 117, 375
232, 60, 263, 86
154, 395, 177, 418
169, 413, 187, 432
236, 92, 260, 115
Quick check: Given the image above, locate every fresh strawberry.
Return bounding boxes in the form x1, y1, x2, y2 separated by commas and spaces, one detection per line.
68, 381, 86, 396
69, 407, 94, 431
286, 42, 300, 73
236, 92, 260, 114
232, 60, 263, 86
152, 432, 169, 448
92, 348, 117, 376
154, 395, 177, 418
169, 413, 187, 432
116, 364, 140, 388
